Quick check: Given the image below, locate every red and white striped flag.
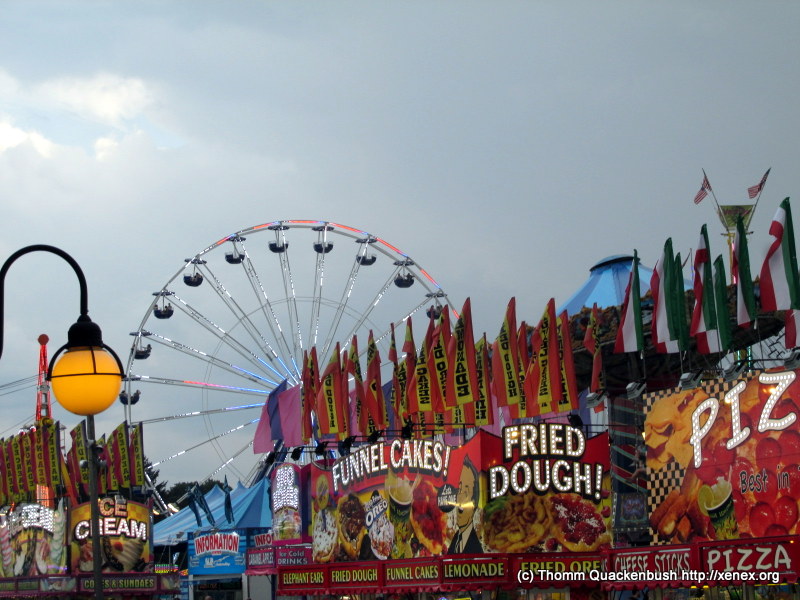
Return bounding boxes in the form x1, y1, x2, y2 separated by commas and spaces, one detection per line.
748, 168, 771, 199
760, 197, 800, 311
614, 252, 644, 353
694, 171, 712, 204
651, 239, 681, 353
690, 225, 721, 354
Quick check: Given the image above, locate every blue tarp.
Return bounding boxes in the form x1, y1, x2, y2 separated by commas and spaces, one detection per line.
558, 254, 691, 316
153, 478, 271, 546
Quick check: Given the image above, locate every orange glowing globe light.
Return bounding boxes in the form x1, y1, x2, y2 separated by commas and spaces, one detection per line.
50, 346, 123, 415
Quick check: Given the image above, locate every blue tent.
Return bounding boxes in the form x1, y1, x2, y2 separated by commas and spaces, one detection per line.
153, 478, 271, 546
558, 254, 691, 316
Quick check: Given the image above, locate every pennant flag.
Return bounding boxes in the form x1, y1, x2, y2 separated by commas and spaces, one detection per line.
446, 298, 479, 428
128, 422, 144, 488
428, 311, 450, 432
301, 349, 318, 443
583, 303, 602, 393
491, 298, 523, 417
713, 255, 732, 352
407, 318, 434, 432
223, 476, 234, 523
187, 496, 203, 527
400, 317, 416, 424
189, 484, 217, 527
733, 215, 757, 327
690, 226, 722, 354
760, 198, 800, 311
388, 323, 408, 424
786, 310, 800, 348
694, 171, 712, 204
381, 380, 399, 433
556, 310, 579, 413
254, 380, 286, 453
614, 251, 644, 353
651, 239, 681, 353
346, 336, 368, 436
474, 334, 493, 427
254, 380, 304, 452
748, 167, 771, 199
672, 252, 691, 350
525, 299, 561, 417
71, 421, 90, 492
20, 430, 35, 493
363, 330, 387, 433
316, 344, 349, 439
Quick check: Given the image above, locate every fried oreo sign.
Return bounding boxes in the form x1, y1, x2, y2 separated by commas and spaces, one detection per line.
488, 425, 606, 501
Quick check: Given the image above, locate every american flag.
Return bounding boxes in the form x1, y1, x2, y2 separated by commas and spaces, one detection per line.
748, 168, 771, 199
694, 173, 711, 204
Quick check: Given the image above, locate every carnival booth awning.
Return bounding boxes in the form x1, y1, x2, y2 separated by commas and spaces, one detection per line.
154, 478, 271, 546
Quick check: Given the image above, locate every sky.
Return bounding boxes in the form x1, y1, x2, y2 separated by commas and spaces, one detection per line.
0, 1, 798, 486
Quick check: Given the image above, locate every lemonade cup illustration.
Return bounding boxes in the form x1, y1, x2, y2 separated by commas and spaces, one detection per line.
698, 477, 738, 540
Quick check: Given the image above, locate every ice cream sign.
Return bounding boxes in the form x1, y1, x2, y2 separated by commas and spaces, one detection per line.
70, 498, 151, 573
73, 497, 147, 541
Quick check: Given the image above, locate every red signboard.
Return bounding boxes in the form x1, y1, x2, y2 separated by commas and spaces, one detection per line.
645, 368, 800, 545
276, 544, 312, 567
328, 561, 383, 590
383, 558, 441, 590
440, 555, 509, 589
698, 536, 800, 584
512, 553, 602, 588
246, 547, 276, 575
278, 564, 327, 594
309, 430, 612, 563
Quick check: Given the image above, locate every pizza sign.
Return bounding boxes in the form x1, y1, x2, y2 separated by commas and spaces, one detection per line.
646, 368, 800, 545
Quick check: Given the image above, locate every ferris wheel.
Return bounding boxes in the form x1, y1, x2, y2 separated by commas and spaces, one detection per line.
123, 220, 455, 484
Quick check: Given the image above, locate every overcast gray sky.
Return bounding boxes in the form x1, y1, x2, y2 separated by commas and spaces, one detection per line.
1, 1, 798, 485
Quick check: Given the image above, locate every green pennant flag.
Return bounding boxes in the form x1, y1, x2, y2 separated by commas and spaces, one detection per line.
713, 255, 732, 351
734, 215, 757, 327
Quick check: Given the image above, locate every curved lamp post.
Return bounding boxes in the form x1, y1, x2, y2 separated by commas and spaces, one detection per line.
0, 245, 123, 600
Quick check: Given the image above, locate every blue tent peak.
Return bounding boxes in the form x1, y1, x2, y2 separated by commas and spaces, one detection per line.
558, 254, 692, 316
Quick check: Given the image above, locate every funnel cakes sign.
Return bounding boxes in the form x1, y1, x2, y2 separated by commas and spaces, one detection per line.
309, 429, 611, 564
645, 368, 800, 545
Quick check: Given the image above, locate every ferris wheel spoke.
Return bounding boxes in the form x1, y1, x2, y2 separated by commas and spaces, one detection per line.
127, 375, 270, 396
135, 332, 281, 387
329, 266, 402, 356
166, 292, 289, 381
206, 440, 254, 482
137, 402, 264, 425
271, 225, 304, 364
236, 242, 299, 382
202, 262, 283, 361
199, 261, 298, 383
318, 242, 370, 359
151, 418, 258, 469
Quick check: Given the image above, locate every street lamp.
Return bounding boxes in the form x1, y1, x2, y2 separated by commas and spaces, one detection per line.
0, 245, 123, 600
